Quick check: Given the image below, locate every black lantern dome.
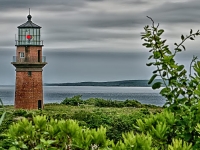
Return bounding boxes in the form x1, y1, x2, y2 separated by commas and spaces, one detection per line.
16, 14, 43, 46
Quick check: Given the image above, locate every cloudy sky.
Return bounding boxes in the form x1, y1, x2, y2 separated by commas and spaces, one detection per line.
1, 0, 200, 85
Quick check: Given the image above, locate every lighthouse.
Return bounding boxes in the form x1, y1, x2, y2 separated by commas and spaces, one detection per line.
11, 12, 47, 109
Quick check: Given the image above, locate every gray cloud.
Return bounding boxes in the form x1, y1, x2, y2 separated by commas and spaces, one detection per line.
143, 1, 200, 24
1, 0, 200, 84
0, 0, 85, 11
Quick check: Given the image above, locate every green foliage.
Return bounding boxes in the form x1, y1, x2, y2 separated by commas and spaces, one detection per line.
2, 114, 194, 149
2, 115, 112, 149
94, 99, 125, 107
168, 139, 192, 150
60, 95, 155, 108
71, 109, 145, 143
112, 132, 153, 150
61, 95, 83, 106
141, 16, 200, 149
0, 99, 6, 127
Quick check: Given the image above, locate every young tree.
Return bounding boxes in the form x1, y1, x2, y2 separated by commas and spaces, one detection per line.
141, 16, 200, 146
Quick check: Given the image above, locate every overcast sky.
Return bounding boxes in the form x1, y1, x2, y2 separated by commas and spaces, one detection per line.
1, 0, 200, 85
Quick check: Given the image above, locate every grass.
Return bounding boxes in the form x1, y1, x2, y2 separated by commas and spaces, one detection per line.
3, 102, 162, 118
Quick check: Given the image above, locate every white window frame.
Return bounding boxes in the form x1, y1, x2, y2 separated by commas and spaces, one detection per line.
19, 52, 25, 58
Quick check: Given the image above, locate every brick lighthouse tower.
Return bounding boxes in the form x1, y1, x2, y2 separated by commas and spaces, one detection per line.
11, 12, 47, 109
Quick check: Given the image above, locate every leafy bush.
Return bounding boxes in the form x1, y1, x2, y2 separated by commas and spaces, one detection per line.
2, 115, 112, 149
1, 114, 193, 149
61, 95, 84, 106
94, 99, 123, 107
124, 99, 142, 108
60, 95, 160, 108
139, 16, 200, 149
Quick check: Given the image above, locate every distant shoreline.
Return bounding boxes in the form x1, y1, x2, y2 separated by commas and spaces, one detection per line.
44, 79, 163, 87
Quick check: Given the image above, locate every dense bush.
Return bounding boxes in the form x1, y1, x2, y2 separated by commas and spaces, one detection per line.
0, 115, 194, 149
94, 99, 124, 107
1, 115, 111, 149
60, 95, 159, 109
61, 95, 84, 106
70, 109, 146, 142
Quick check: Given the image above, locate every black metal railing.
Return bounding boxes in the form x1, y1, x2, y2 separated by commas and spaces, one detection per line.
12, 56, 46, 63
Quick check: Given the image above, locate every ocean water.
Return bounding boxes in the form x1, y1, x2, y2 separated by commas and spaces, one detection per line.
0, 86, 165, 106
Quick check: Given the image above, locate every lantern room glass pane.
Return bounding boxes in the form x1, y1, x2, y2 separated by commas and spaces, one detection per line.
17, 28, 41, 45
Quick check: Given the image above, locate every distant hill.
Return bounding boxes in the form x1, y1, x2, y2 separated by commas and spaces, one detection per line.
44, 79, 164, 87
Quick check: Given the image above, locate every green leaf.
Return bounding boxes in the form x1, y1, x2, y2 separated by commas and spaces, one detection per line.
181, 45, 186, 50
181, 35, 184, 40
149, 49, 153, 52
179, 69, 187, 77
153, 70, 158, 73
177, 65, 184, 71
194, 90, 200, 96
152, 82, 162, 90
190, 29, 193, 34
160, 87, 171, 95
153, 51, 161, 59
163, 55, 173, 62
197, 61, 200, 68
158, 29, 164, 36
146, 62, 154, 66
142, 43, 149, 46
162, 71, 167, 77
175, 48, 182, 52
0, 112, 6, 126
47, 140, 55, 145
9, 147, 17, 150
174, 43, 178, 46
21, 144, 28, 149
148, 74, 157, 84
190, 37, 194, 40
148, 55, 153, 60
162, 39, 166, 44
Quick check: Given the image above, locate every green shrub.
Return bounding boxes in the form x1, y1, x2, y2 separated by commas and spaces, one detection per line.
2, 115, 112, 149
84, 98, 96, 105
139, 108, 150, 115
124, 99, 142, 108
61, 95, 84, 106
1, 114, 193, 149
140, 16, 200, 149
61, 95, 160, 109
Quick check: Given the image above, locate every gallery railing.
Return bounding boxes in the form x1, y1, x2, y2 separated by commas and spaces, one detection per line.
12, 56, 46, 63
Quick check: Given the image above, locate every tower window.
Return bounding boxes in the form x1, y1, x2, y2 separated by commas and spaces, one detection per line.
20, 52, 25, 58
28, 71, 32, 76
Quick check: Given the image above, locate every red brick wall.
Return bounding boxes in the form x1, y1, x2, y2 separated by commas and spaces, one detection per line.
16, 46, 43, 61
16, 46, 25, 56
15, 71, 43, 109
14, 45, 45, 109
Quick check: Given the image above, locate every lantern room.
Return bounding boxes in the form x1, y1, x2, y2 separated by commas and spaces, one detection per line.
16, 14, 43, 46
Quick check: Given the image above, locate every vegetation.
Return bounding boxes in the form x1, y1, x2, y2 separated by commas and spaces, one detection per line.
139, 16, 200, 149
0, 103, 154, 146
61, 95, 159, 108
1, 17, 200, 149
0, 99, 6, 127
